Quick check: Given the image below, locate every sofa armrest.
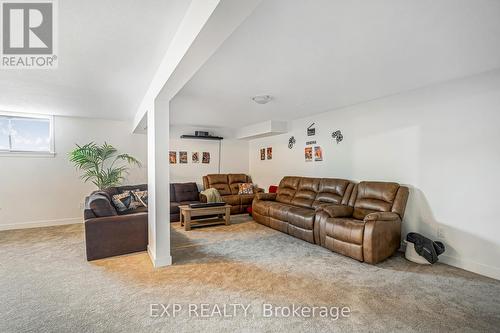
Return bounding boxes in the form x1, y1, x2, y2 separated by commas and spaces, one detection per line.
317, 204, 353, 218
363, 216, 402, 264
256, 193, 277, 201
84, 213, 148, 261
254, 187, 264, 193
364, 212, 400, 222
87, 193, 117, 217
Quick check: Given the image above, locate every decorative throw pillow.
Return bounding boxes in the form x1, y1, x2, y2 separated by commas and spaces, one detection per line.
133, 190, 148, 208
112, 191, 140, 212
238, 183, 254, 195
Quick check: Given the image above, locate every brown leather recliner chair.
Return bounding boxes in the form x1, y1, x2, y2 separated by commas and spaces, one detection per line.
315, 182, 409, 264
252, 177, 354, 243
202, 174, 263, 214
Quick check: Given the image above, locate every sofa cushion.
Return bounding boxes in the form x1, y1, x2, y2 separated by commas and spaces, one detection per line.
133, 190, 148, 207
116, 184, 147, 195
240, 194, 255, 205
276, 176, 300, 204
291, 178, 320, 208
228, 174, 249, 194
325, 218, 365, 245
173, 182, 199, 202
238, 183, 254, 195
228, 173, 248, 184
222, 195, 240, 206
89, 194, 117, 217
112, 192, 141, 212
269, 202, 294, 221
287, 206, 315, 230
206, 174, 232, 196
118, 206, 148, 215
253, 200, 273, 216
352, 182, 400, 220
312, 178, 351, 208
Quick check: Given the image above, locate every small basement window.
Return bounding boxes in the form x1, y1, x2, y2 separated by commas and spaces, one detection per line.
0, 113, 55, 155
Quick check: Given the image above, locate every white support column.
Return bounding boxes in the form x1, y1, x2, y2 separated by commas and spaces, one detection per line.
147, 101, 172, 267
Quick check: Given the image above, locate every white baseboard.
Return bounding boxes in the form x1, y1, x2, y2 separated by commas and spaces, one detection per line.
440, 254, 500, 280
147, 245, 172, 268
0, 217, 82, 231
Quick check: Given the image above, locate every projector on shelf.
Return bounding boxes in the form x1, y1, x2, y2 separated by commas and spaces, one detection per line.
195, 131, 209, 137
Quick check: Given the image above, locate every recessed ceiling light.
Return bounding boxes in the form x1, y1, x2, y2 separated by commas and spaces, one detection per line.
252, 95, 273, 104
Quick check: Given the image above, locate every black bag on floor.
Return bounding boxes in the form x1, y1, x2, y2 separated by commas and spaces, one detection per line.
406, 232, 445, 264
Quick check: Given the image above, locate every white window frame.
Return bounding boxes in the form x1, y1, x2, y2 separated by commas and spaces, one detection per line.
0, 111, 55, 157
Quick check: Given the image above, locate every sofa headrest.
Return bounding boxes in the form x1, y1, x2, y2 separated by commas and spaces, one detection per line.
172, 182, 199, 202
351, 181, 401, 220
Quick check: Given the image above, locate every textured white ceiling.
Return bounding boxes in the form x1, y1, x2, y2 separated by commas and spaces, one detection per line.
171, 0, 500, 127
0, 0, 191, 119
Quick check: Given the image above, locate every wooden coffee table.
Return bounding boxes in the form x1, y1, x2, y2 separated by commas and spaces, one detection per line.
179, 204, 231, 231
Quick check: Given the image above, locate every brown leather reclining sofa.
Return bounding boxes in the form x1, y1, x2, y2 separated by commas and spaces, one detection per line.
253, 176, 409, 264
202, 174, 263, 214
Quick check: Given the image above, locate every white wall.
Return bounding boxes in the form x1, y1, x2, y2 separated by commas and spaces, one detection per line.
0, 116, 147, 230
169, 126, 249, 189
249, 70, 500, 280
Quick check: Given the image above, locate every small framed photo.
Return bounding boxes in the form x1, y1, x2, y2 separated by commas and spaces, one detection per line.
260, 148, 266, 160
169, 151, 177, 164
266, 147, 272, 160
202, 152, 210, 164
192, 152, 199, 163
304, 147, 313, 162
179, 151, 188, 164
314, 146, 323, 161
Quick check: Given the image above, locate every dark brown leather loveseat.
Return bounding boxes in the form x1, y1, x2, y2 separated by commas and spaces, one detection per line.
84, 182, 204, 260
84, 185, 148, 261
253, 177, 409, 264
202, 174, 263, 214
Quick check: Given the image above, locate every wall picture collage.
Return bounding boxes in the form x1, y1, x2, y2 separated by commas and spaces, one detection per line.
260, 147, 272, 160
170, 151, 210, 164
304, 122, 324, 162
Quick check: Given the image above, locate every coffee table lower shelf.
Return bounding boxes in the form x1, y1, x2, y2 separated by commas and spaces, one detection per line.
179, 204, 231, 231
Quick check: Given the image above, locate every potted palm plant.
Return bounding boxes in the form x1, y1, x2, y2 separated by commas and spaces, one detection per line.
69, 142, 142, 190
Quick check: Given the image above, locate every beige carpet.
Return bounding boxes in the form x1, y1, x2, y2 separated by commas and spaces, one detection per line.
1, 215, 499, 333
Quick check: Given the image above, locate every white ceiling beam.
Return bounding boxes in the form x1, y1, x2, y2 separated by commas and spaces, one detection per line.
133, 0, 263, 133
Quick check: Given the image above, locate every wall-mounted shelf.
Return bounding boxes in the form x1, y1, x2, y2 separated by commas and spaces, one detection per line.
180, 135, 223, 141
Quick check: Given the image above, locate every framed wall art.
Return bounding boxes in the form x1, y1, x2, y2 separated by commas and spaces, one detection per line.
267, 147, 272, 160
305, 147, 313, 162
169, 151, 177, 164
202, 152, 210, 164
179, 151, 188, 164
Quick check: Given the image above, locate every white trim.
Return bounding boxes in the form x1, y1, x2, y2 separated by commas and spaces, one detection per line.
0, 217, 81, 231
440, 254, 500, 281
0, 111, 55, 155
147, 245, 172, 268
0, 151, 55, 158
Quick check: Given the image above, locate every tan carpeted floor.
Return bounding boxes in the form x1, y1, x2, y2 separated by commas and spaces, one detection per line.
1, 215, 499, 332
